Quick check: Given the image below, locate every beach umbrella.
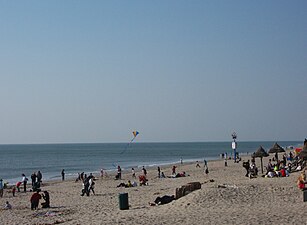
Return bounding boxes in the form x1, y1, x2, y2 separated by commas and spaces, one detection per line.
295, 147, 302, 154
268, 142, 285, 160
252, 146, 269, 174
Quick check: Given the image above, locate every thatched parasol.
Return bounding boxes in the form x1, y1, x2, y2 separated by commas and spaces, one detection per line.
268, 142, 285, 160
252, 146, 269, 174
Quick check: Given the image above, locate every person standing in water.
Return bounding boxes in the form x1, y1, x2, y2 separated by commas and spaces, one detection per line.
61, 169, 65, 181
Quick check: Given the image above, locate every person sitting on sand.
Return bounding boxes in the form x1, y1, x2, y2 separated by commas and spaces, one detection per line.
266, 171, 277, 178
139, 175, 148, 186
41, 191, 50, 208
249, 162, 258, 178
117, 182, 126, 188
267, 159, 273, 172
196, 161, 201, 168
126, 180, 132, 187
4, 201, 12, 210
297, 171, 306, 190
160, 172, 166, 178
117, 180, 134, 188
175, 172, 186, 178
132, 181, 137, 187
279, 168, 286, 177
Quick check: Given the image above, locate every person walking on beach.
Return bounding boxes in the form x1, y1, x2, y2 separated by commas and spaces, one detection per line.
243, 160, 250, 177
204, 166, 209, 175
0, 179, 3, 197
204, 158, 207, 167
132, 168, 136, 179
89, 177, 95, 195
22, 174, 28, 192
142, 166, 147, 177
31, 172, 37, 187
30, 191, 41, 210
37, 171, 42, 183
81, 177, 90, 196
12, 186, 16, 197
172, 166, 176, 175
61, 169, 65, 181
117, 166, 122, 180
158, 167, 161, 178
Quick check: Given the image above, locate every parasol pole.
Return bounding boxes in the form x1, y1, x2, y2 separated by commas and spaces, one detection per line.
260, 157, 264, 174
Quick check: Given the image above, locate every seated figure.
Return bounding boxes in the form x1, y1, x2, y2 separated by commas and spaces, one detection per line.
139, 175, 148, 186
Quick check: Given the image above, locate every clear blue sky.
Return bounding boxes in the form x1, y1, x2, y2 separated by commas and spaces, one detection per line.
0, 1, 306, 144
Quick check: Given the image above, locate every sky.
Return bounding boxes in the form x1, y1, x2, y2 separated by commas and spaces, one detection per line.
0, 1, 306, 144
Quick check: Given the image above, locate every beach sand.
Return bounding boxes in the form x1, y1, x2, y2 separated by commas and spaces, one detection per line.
0, 156, 306, 225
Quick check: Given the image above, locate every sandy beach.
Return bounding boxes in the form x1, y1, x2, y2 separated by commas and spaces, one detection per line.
0, 156, 306, 225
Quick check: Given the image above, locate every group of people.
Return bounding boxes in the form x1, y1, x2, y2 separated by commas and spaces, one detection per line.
265, 158, 290, 178
242, 149, 306, 180
30, 190, 50, 210
30, 171, 43, 192
117, 180, 138, 188
196, 159, 209, 175
243, 159, 258, 178
115, 166, 149, 187
80, 173, 96, 196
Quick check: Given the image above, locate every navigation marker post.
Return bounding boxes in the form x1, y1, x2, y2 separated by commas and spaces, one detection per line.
231, 132, 237, 163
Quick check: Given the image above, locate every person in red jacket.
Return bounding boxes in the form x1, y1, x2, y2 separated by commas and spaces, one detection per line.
30, 191, 41, 210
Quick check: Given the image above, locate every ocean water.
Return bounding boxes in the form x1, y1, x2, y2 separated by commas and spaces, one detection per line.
0, 141, 301, 184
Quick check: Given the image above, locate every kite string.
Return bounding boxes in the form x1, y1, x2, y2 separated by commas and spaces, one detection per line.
120, 137, 136, 154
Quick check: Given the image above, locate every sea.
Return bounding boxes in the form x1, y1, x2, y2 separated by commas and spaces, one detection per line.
0, 141, 301, 185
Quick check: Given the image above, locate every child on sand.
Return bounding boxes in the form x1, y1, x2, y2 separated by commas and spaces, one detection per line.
16, 182, 22, 192
4, 201, 12, 210
172, 166, 177, 175
12, 186, 16, 197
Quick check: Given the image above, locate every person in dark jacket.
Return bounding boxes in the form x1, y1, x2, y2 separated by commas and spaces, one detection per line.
41, 191, 50, 208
